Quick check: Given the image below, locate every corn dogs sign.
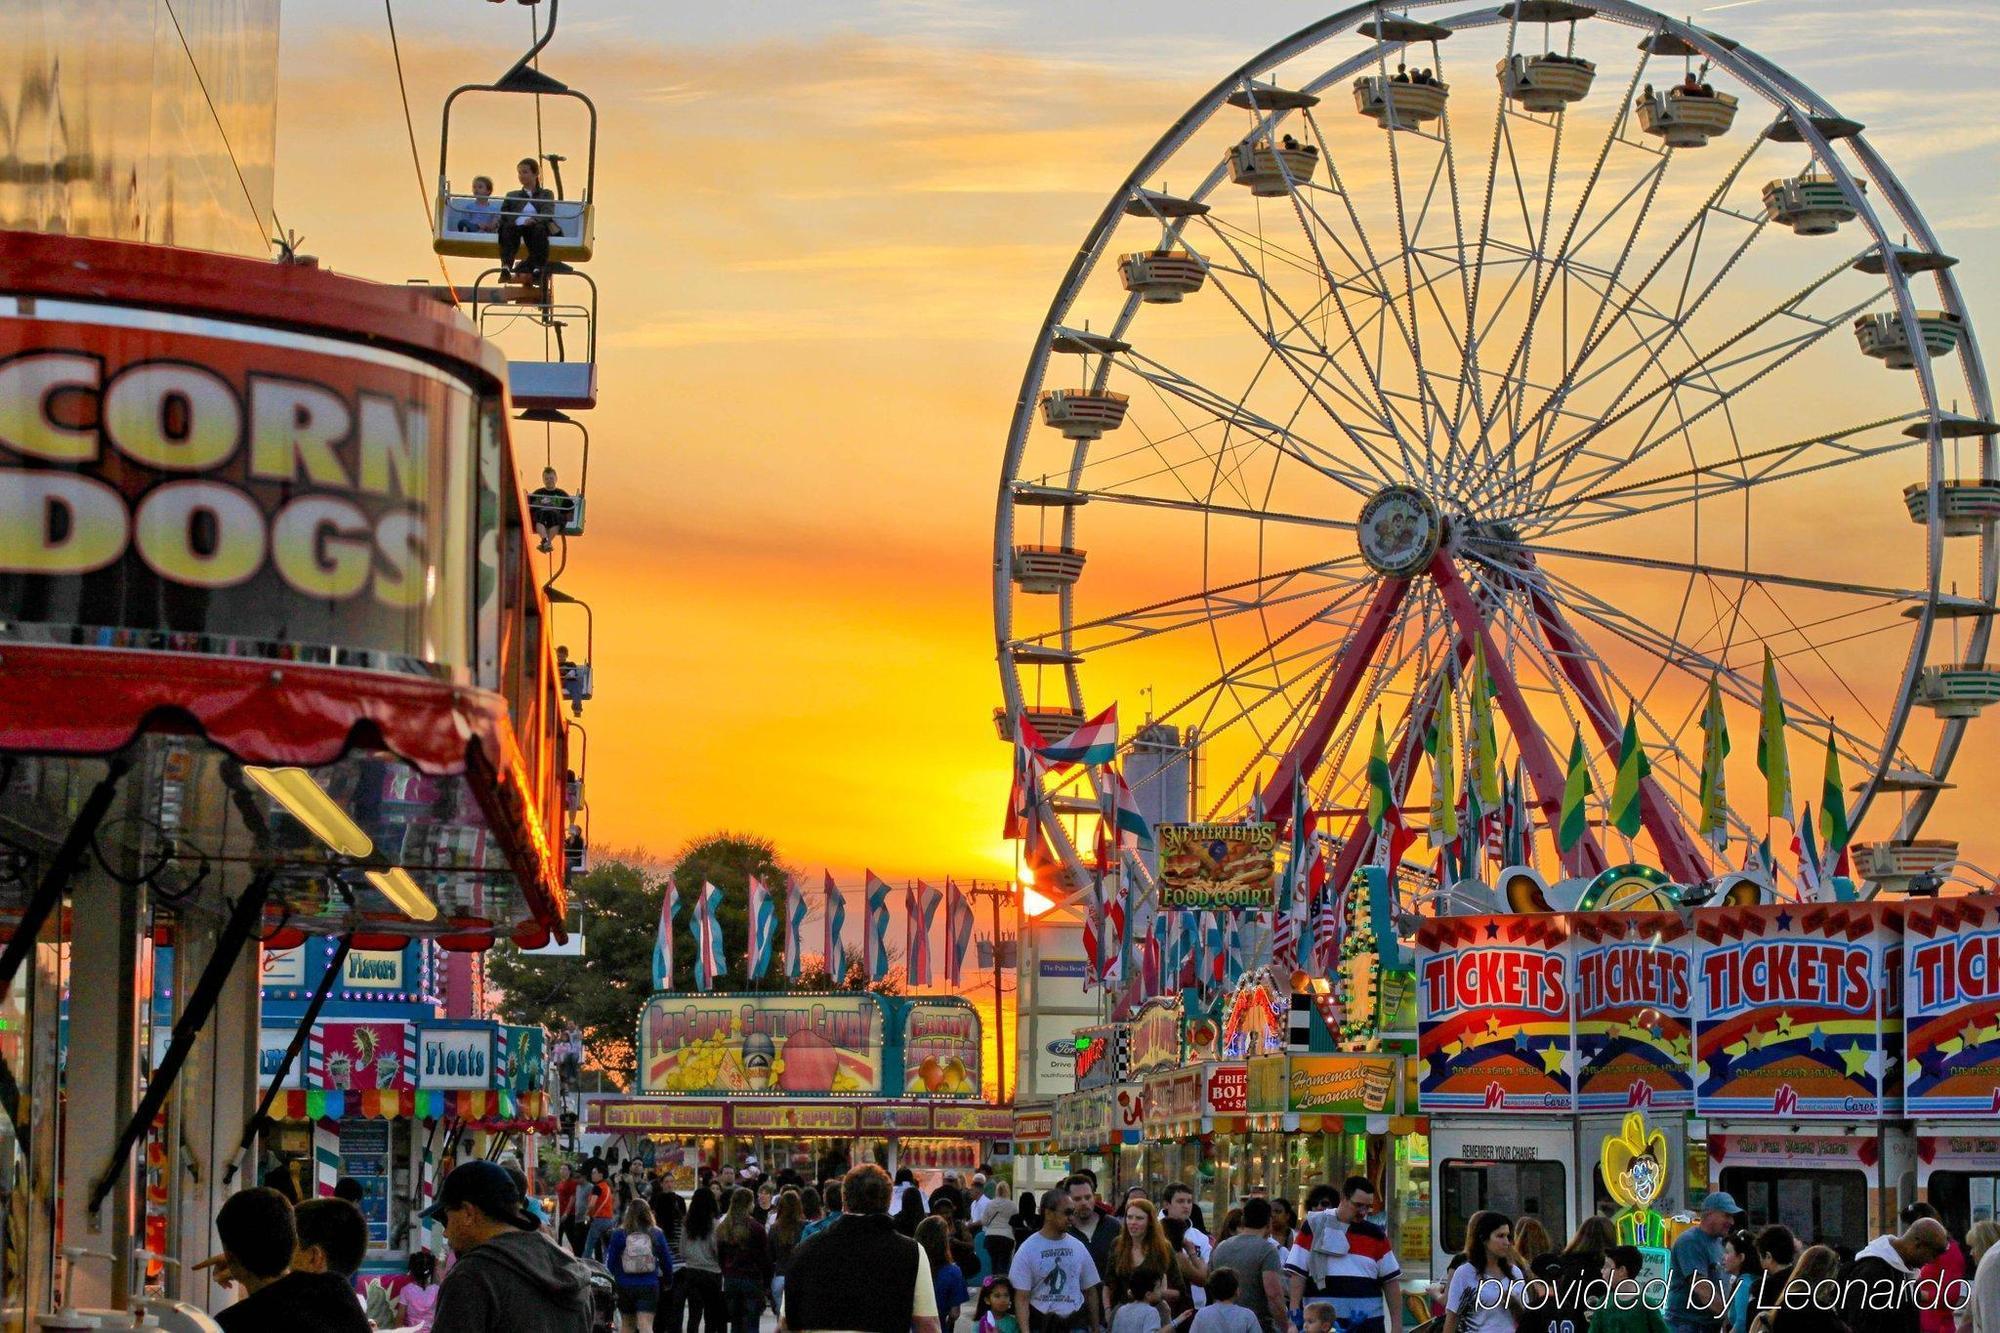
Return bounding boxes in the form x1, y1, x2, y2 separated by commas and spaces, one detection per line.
1157, 822, 1277, 910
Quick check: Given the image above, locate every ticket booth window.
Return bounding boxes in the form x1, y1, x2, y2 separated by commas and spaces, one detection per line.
1440, 1160, 1567, 1253
1927, 1172, 2000, 1236
1722, 1169, 1866, 1245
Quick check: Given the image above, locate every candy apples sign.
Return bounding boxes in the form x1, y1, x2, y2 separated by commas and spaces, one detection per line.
902, 998, 981, 1097
641, 995, 883, 1096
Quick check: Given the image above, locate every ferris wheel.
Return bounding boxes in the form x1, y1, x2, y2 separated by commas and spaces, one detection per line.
994, 0, 1995, 908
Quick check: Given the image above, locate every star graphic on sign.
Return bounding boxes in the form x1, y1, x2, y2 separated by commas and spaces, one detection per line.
1775, 1012, 1795, 1039
1485, 921, 1501, 940
1540, 1045, 1568, 1075
1775, 910, 1793, 931
1486, 1015, 1504, 1038
1864, 1049, 1886, 1082
1708, 1048, 1732, 1079
1670, 1034, 1692, 1061
1725, 1038, 1749, 1060
1840, 1042, 1873, 1077
1960, 1021, 1985, 1050
1806, 1025, 1828, 1052
1917, 1049, 1949, 1082
1444, 1039, 1464, 1059
1745, 1025, 1767, 1050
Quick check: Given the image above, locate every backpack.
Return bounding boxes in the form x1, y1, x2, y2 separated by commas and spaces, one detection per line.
624, 1230, 658, 1275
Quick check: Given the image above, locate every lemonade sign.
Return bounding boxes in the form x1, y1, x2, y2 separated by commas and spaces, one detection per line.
641, 995, 883, 1096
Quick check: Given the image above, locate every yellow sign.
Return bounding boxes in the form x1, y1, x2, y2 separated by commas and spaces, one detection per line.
732, 1104, 859, 1133
640, 994, 881, 1095
1286, 1055, 1399, 1114
1601, 1112, 1669, 1210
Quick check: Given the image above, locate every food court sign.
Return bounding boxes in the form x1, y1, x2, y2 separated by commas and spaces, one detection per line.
1157, 823, 1277, 910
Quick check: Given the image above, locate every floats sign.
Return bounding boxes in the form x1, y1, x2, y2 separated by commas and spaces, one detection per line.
1574, 915, 1694, 1112
0, 310, 474, 668
1904, 899, 2000, 1116
1416, 915, 1574, 1113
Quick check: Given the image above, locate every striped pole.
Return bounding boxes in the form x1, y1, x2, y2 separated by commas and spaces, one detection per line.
313, 1119, 341, 1198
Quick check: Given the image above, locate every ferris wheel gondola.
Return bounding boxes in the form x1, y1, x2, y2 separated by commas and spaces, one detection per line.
995, 0, 1995, 912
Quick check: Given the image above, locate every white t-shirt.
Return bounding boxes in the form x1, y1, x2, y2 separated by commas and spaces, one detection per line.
1181, 1226, 1213, 1308
1012, 1231, 1102, 1318
1444, 1263, 1524, 1333
971, 1196, 993, 1226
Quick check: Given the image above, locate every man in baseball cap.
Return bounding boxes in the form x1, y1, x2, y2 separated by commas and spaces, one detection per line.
1666, 1192, 1742, 1333
424, 1160, 594, 1332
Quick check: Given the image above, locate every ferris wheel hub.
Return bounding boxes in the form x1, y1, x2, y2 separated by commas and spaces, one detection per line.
1356, 486, 1445, 578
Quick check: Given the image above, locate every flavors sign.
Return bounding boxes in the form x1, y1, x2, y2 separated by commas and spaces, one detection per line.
1417, 915, 1574, 1112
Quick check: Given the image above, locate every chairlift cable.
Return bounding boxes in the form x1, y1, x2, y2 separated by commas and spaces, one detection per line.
161, 0, 277, 247
384, 0, 460, 307
531, 7, 547, 164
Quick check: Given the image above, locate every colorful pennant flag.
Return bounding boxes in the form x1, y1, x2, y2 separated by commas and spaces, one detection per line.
907, 881, 941, 987
1468, 642, 1502, 809
1793, 804, 1825, 900
822, 871, 848, 982
1820, 728, 1850, 854
1757, 647, 1794, 822
1609, 703, 1650, 840
863, 871, 893, 982
1112, 766, 1153, 850
652, 880, 681, 991
1500, 758, 1533, 868
785, 876, 809, 983
694, 881, 725, 991
1427, 671, 1459, 848
1032, 703, 1118, 770
944, 880, 974, 987
1559, 726, 1593, 854
1698, 675, 1731, 853
745, 874, 777, 981
1366, 712, 1393, 833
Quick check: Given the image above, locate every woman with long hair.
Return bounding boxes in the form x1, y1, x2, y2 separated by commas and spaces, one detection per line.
984, 1180, 1021, 1277
1965, 1220, 2000, 1333
1105, 1198, 1181, 1312
715, 1187, 772, 1333
1537, 1215, 1619, 1333
1442, 1211, 1524, 1333
1513, 1217, 1553, 1270
680, 1184, 727, 1333
608, 1198, 672, 1333
768, 1189, 805, 1316
895, 1184, 928, 1238
918, 1215, 972, 1329
1012, 1190, 1040, 1245
1766, 1245, 1845, 1333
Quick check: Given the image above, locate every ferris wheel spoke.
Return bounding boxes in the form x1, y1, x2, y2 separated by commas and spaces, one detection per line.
1537, 411, 1929, 535
1041, 560, 1375, 655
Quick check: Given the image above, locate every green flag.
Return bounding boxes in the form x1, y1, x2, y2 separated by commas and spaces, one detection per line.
1820, 728, 1850, 852
1469, 642, 1502, 809
1609, 704, 1650, 839
1698, 675, 1731, 852
1429, 672, 1458, 848
1367, 712, 1393, 833
1757, 647, 1793, 822
1559, 726, 1593, 853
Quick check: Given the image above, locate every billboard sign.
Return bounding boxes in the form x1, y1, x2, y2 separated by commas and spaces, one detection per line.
308, 1021, 413, 1092
640, 994, 883, 1096
1417, 914, 1574, 1112
1573, 913, 1694, 1111
1693, 903, 1899, 1118
0, 302, 479, 671
1157, 823, 1278, 910
1904, 897, 2000, 1116
901, 999, 980, 1097
262, 946, 307, 988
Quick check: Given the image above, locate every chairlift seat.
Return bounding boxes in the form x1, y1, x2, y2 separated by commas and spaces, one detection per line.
434, 189, 595, 261
1354, 75, 1450, 131
559, 661, 593, 710
1497, 53, 1595, 112
509, 359, 598, 411
527, 490, 587, 537
1636, 86, 1738, 147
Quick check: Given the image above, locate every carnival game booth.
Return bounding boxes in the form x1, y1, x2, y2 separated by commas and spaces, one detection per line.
587, 992, 1006, 1185
1905, 896, 2000, 1236
0, 233, 573, 1319
1419, 909, 1696, 1276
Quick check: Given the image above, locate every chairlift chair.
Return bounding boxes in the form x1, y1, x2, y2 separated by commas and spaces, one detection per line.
520, 407, 590, 535
474, 266, 599, 411
546, 586, 593, 716
433, 0, 598, 263
564, 721, 586, 812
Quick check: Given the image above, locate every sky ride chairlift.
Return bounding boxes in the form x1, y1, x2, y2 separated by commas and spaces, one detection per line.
522, 408, 590, 540
547, 586, 594, 717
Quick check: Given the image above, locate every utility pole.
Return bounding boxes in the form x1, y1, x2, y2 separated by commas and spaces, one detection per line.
959, 880, 1018, 1105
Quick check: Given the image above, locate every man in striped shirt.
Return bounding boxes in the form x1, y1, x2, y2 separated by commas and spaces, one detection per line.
1284, 1178, 1402, 1333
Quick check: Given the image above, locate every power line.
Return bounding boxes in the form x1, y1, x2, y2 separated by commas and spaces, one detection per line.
161, 0, 277, 246
383, 0, 461, 304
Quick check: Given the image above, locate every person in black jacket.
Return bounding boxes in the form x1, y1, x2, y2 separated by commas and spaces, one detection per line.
207, 1187, 370, 1333
425, 1159, 594, 1333
784, 1163, 942, 1333
499, 157, 558, 282
1838, 1219, 1949, 1333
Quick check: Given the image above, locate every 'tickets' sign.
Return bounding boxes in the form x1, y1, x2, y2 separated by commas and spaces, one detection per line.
1693, 903, 1899, 1118
1417, 915, 1574, 1112
1573, 913, 1693, 1112
0, 303, 477, 670
1904, 897, 2000, 1116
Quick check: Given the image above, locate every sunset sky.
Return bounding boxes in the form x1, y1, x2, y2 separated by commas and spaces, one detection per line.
274, 0, 2000, 892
